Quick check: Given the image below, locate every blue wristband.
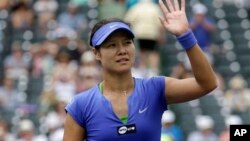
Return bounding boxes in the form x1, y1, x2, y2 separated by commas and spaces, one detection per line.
176, 30, 197, 50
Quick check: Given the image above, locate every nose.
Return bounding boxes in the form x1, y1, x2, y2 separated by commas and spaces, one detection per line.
117, 43, 127, 55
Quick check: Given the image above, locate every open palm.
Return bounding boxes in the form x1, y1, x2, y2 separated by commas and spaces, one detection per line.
159, 0, 189, 36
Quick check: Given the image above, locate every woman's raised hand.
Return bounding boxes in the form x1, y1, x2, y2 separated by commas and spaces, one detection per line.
159, 0, 189, 36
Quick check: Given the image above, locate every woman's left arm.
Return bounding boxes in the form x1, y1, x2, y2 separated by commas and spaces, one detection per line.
165, 45, 217, 104
158, 0, 218, 104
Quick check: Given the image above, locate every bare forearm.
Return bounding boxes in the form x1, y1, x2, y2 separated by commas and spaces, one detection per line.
186, 45, 217, 91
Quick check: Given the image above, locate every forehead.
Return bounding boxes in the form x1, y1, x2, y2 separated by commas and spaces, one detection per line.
105, 29, 133, 41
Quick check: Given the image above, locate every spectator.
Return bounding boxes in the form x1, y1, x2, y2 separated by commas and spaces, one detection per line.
33, 0, 58, 13
76, 50, 101, 92
161, 110, 184, 141
48, 128, 64, 141
54, 27, 81, 61
189, 3, 216, 64
57, 2, 88, 37
178, 3, 216, 83
98, 0, 127, 20
219, 115, 242, 141
0, 118, 16, 141
124, 0, 165, 77
43, 105, 65, 141
33, 0, 58, 40
42, 41, 59, 58
0, 76, 23, 112
0, 0, 9, 10
187, 115, 218, 141
29, 43, 55, 78
52, 51, 77, 102
10, 1, 34, 40
224, 75, 250, 113
43, 99, 67, 128
4, 41, 29, 81
17, 119, 48, 141
38, 89, 57, 117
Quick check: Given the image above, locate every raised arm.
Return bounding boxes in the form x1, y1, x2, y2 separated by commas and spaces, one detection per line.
158, 0, 217, 104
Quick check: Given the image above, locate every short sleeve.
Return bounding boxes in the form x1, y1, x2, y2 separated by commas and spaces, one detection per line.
150, 76, 165, 96
145, 76, 167, 110
65, 95, 86, 128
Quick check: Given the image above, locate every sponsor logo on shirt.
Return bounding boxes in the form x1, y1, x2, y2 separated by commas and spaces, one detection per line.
117, 124, 136, 135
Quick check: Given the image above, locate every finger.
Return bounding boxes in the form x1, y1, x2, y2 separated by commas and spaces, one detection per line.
159, 16, 169, 26
166, 0, 174, 12
181, 0, 185, 11
159, 0, 169, 16
174, 0, 180, 11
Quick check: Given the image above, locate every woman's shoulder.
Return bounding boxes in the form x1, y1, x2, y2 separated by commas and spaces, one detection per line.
66, 85, 101, 111
135, 76, 165, 90
136, 76, 165, 83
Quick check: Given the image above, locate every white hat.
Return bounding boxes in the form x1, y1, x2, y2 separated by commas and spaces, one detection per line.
195, 115, 214, 130
229, 75, 247, 89
225, 115, 242, 128
45, 112, 61, 130
19, 119, 34, 132
54, 27, 77, 39
162, 110, 176, 124
81, 51, 95, 63
49, 128, 64, 141
192, 3, 208, 14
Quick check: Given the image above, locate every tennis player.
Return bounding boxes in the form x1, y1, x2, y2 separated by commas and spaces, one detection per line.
63, 0, 217, 140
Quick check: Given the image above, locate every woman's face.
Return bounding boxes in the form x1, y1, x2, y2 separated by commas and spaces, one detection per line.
93, 30, 135, 74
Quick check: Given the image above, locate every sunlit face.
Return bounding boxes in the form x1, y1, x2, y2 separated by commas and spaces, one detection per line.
93, 30, 135, 74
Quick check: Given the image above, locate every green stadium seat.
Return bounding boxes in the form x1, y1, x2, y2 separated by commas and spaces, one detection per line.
229, 23, 244, 33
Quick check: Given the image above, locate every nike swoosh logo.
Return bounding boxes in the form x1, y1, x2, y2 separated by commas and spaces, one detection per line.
139, 107, 148, 114
109, 24, 118, 28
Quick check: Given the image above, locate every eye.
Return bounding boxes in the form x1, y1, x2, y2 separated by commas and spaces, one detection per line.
109, 43, 116, 48
125, 40, 132, 45
104, 43, 116, 48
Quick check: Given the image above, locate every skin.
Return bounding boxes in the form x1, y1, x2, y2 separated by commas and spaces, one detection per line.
63, 0, 218, 140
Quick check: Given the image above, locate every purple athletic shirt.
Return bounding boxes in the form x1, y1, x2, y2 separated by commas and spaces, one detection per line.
65, 76, 167, 141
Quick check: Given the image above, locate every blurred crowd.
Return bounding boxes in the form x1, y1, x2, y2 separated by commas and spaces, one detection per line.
0, 0, 250, 141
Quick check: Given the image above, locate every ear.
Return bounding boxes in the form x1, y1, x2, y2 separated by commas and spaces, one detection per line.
92, 48, 101, 61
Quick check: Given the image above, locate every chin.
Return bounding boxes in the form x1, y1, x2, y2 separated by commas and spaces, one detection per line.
117, 68, 131, 73
114, 66, 131, 74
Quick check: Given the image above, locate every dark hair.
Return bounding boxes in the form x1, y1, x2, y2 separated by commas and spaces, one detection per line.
89, 18, 131, 48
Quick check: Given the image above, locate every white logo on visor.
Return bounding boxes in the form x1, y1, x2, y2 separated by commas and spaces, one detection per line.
109, 24, 118, 28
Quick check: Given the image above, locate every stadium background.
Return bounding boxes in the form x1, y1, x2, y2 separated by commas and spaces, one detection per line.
0, 0, 250, 140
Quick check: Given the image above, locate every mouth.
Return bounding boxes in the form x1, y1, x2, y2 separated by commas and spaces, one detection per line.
116, 58, 129, 63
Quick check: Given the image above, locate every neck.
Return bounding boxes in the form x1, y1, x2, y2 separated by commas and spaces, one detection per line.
102, 70, 134, 94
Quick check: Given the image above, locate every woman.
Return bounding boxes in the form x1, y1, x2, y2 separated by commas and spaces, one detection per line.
63, 0, 217, 140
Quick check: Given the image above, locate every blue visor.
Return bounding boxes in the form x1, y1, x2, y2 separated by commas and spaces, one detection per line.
91, 22, 135, 48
